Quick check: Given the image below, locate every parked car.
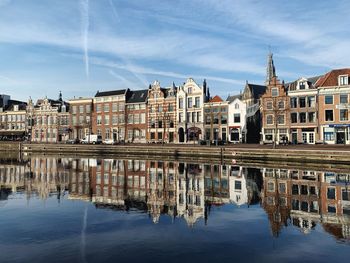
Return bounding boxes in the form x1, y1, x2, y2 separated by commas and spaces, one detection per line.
66, 138, 80, 144
81, 135, 102, 144
103, 139, 116, 145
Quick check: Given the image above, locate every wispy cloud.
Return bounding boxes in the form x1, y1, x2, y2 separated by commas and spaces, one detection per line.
92, 56, 245, 85
80, 0, 89, 78
108, 69, 140, 89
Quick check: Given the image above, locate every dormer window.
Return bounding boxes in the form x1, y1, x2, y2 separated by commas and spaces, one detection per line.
14, 105, 19, 111
299, 81, 306, 90
339, 75, 349, 86
188, 87, 192, 94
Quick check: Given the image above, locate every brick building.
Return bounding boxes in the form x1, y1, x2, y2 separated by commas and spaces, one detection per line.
147, 81, 177, 143
317, 69, 350, 144
125, 89, 148, 143
92, 89, 128, 142
68, 97, 93, 140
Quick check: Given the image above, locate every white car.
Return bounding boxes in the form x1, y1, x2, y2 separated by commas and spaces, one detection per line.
103, 139, 115, 145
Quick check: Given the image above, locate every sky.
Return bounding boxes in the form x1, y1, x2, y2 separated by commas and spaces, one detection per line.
0, 0, 349, 102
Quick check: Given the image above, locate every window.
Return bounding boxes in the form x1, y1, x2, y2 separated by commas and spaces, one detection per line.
235, 103, 239, 109
278, 100, 284, 109
179, 113, 183, 123
325, 110, 333, 121
221, 114, 227, 124
340, 109, 348, 121
266, 101, 273, 110
307, 96, 315, 107
325, 95, 333, 104
299, 97, 306, 108
234, 113, 240, 123
188, 98, 193, 108
340, 94, 348, 104
168, 104, 174, 112
235, 181, 242, 190
112, 103, 118, 112
266, 115, 273, 125
86, 104, 91, 113
118, 103, 124, 112
271, 88, 278, 97
279, 183, 286, 193
104, 115, 110, 125
72, 106, 77, 114
327, 188, 335, 199
342, 189, 350, 201
158, 132, 163, 140
188, 87, 192, 94
299, 81, 306, 90
308, 112, 315, 123
79, 105, 84, 113
97, 115, 102, 125
291, 113, 297, 123
179, 98, 183, 109
277, 115, 285, 125
195, 97, 200, 108
339, 75, 348, 86
158, 120, 162, 128
104, 104, 109, 112
197, 112, 201, 122
192, 112, 195, 123
299, 112, 306, 123
96, 104, 102, 112
112, 115, 118, 125
290, 97, 297, 108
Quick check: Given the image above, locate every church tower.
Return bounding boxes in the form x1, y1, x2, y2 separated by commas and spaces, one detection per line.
266, 52, 276, 85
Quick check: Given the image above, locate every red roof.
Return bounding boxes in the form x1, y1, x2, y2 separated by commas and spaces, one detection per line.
209, 95, 223, 102
316, 68, 350, 87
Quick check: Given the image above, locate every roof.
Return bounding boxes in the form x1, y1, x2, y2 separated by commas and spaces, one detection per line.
287, 75, 322, 91
315, 68, 350, 87
95, 89, 127, 97
126, 89, 148, 103
247, 84, 267, 100
2, 100, 27, 111
209, 95, 223, 103
226, 94, 242, 103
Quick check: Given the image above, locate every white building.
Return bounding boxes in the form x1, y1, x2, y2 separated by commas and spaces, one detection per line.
227, 95, 247, 143
176, 78, 209, 143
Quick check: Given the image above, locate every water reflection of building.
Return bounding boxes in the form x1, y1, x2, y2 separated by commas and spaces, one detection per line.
261, 167, 350, 240
0, 157, 69, 201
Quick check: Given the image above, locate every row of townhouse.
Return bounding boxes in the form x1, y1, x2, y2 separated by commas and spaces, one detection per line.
261, 54, 350, 145
1, 53, 349, 144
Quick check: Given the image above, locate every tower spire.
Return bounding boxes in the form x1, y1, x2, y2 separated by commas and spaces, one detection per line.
266, 52, 276, 85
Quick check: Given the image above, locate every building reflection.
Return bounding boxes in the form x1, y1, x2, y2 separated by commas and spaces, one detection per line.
0, 156, 349, 241
261, 167, 350, 241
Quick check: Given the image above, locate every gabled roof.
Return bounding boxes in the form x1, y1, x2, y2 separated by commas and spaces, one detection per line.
247, 83, 267, 100
209, 95, 223, 103
126, 89, 148, 103
315, 68, 350, 87
95, 89, 127, 97
226, 94, 242, 103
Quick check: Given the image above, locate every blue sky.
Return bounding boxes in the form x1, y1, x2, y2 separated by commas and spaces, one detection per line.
0, 0, 349, 102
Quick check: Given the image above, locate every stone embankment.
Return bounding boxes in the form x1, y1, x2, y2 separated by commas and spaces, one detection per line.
0, 142, 348, 165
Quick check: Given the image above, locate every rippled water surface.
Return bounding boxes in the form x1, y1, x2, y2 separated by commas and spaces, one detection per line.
0, 155, 349, 263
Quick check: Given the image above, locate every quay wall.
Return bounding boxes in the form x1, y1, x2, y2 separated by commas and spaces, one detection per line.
0, 142, 347, 165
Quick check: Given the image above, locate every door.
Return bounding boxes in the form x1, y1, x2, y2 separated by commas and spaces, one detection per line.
336, 132, 345, 144
178, 128, 185, 143
292, 132, 297, 144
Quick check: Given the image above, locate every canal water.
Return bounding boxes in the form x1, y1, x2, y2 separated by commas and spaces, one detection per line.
0, 155, 349, 263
